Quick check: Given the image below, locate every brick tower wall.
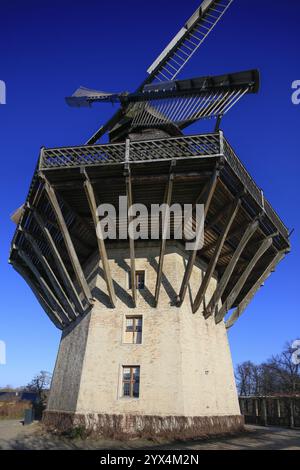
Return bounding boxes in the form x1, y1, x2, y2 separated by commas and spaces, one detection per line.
44, 243, 242, 438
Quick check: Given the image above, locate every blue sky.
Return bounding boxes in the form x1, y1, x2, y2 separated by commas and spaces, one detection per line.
0, 0, 299, 387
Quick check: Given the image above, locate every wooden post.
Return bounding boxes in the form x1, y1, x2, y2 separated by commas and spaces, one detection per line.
83, 170, 116, 307
215, 235, 274, 324
290, 399, 295, 428
206, 218, 259, 316
178, 169, 219, 305
125, 140, 137, 307
194, 195, 241, 315
155, 171, 174, 306
262, 398, 268, 427
277, 399, 281, 419
41, 175, 93, 304
225, 250, 285, 329
255, 399, 259, 418
31, 209, 85, 314
239, 398, 245, 415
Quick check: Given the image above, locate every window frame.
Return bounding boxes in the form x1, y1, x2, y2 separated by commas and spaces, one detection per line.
121, 365, 140, 399
128, 270, 145, 291
123, 315, 143, 344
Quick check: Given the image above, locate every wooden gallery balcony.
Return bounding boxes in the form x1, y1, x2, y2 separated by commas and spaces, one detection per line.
9, 131, 290, 329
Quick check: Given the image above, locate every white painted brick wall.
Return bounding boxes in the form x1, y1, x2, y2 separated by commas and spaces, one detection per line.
47, 243, 240, 418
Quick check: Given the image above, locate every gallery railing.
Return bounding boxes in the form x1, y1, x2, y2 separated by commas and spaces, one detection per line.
37, 131, 289, 239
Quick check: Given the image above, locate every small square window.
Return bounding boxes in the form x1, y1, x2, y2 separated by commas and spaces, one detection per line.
128, 270, 145, 290
122, 366, 140, 398
124, 316, 142, 344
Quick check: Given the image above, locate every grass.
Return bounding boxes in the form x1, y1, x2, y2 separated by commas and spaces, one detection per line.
0, 401, 31, 420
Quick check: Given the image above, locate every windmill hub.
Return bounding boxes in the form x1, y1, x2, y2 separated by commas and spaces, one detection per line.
9, 0, 290, 439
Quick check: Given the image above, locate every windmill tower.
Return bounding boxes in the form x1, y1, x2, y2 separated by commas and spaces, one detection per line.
10, 0, 290, 439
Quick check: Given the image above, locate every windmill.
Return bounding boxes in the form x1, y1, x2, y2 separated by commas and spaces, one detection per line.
9, 0, 290, 439
66, 0, 259, 141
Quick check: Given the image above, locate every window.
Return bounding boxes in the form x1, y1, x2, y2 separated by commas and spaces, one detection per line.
129, 270, 145, 290
122, 366, 140, 398
124, 316, 142, 344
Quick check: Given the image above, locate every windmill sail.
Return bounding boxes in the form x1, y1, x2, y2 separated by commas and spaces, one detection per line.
145, 0, 234, 84
129, 70, 259, 128
66, 86, 123, 107
84, 0, 235, 144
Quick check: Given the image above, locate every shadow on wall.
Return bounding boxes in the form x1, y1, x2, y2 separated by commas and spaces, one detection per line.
89, 256, 179, 308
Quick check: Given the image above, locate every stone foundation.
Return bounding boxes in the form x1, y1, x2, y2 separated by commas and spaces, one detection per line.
43, 411, 244, 440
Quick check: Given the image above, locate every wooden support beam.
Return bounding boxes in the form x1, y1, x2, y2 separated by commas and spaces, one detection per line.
12, 263, 63, 330
17, 250, 71, 325
22, 228, 77, 320
41, 176, 93, 304
173, 174, 212, 241
199, 208, 264, 261
206, 218, 260, 317
37, 214, 59, 231
32, 209, 85, 314
33, 211, 93, 252
51, 185, 96, 240
225, 250, 286, 329
215, 235, 275, 324
200, 224, 247, 258
154, 171, 175, 306
206, 200, 233, 231
51, 172, 212, 190
178, 169, 219, 305
125, 140, 137, 307
193, 195, 241, 315
83, 170, 116, 307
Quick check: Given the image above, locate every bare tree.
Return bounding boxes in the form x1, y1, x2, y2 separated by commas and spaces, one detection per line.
235, 361, 260, 396
26, 371, 52, 402
266, 342, 300, 394
236, 340, 300, 396
25, 371, 52, 419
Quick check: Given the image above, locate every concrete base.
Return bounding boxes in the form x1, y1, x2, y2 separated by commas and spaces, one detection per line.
43, 411, 244, 440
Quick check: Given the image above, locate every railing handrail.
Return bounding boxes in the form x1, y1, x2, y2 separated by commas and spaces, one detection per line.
39, 131, 289, 240
220, 133, 289, 239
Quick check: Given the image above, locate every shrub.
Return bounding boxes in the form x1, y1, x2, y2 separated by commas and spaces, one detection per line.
0, 400, 31, 419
